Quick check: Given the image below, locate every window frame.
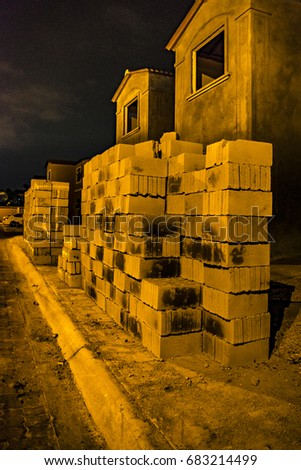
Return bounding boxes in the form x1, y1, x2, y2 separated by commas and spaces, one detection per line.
123, 96, 140, 137
188, 24, 230, 101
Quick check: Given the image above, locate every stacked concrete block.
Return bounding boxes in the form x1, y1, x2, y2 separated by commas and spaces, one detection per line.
78, 135, 272, 366
80, 142, 182, 331
57, 225, 82, 287
178, 139, 272, 366
23, 180, 69, 265
129, 278, 203, 358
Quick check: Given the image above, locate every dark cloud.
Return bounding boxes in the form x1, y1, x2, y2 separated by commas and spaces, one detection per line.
0, 0, 194, 189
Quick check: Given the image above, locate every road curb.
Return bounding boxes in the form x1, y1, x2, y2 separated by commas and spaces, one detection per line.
9, 239, 159, 450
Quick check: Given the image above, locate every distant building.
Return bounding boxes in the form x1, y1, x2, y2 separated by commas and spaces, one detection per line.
166, 0, 301, 258
112, 68, 175, 145
45, 159, 89, 221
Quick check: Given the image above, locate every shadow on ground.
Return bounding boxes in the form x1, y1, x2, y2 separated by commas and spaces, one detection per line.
269, 280, 296, 353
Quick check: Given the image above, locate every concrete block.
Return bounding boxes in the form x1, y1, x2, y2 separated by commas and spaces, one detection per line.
65, 273, 82, 288
203, 310, 270, 344
119, 156, 168, 177
135, 140, 158, 158
162, 235, 181, 257
103, 247, 114, 267
105, 280, 116, 301
166, 195, 185, 215
206, 163, 239, 192
140, 323, 203, 359
106, 179, 116, 197
127, 236, 163, 258
115, 288, 130, 310
91, 154, 102, 172
203, 285, 267, 319
182, 239, 270, 267
204, 190, 273, 217
160, 132, 179, 143
96, 276, 105, 293
103, 265, 114, 284
114, 143, 135, 161
181, 170, 206, 194
169, 153, 206, 176
113, 268, 130, 292
137, 302, 202, 336
105, 298, 122, 326
202, 331, 269, 366
185, 193, 204, 215
66, 261, 81, 275
53, 198, 69, 208
182, 215, 204, 238
202, 215, 271, 243
107, 161, 120, 180
121, 255, 180, 279
63, 224, 81, 237
129, 294, 140, 318
62, 247, 81, 262
118, 175, 166, 197
167, 175, 183, 195
96, 289, 106, 311
113, 235, 127, 253
180, 257, 205, 284
93, 259, 104, 279
204, 266, 270, 293
89, 243, 97, 260
129, 277, 141, 298
118, 195, 165, 215
206, 140, 273, 169
141, 278, 202, 310
161, 140, 203, 159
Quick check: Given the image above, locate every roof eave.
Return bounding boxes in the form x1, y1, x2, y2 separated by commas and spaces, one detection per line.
166, 0, 205, 51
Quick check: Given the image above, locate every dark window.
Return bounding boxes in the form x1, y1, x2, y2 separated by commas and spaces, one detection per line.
76, 167, 82, 183
195, 31, 224, 90
125, 98, 138, 134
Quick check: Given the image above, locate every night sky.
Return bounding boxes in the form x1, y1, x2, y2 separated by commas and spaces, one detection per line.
0, 0, 195, 190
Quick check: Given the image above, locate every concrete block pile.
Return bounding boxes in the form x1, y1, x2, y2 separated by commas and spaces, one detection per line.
58, 225, 82, 287
173, 139, 273, 366
80, 143, 183, 337
69, 136, 273, 365
23, 180, 69, 265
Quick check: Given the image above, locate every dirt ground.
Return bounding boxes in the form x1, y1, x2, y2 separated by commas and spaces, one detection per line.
37, 260, 301, 450
1, 231, 106, 450
3, 231, 301, 450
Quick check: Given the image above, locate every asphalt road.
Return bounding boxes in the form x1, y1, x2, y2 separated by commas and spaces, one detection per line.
0, 227, 106, 450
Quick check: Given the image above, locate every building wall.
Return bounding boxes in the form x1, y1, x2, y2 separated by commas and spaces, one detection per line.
115, 71, 150, 144
148, 73, 175, 141
46, 161, 86, 222
114, 70, 175, 145
171, 0, 301, 258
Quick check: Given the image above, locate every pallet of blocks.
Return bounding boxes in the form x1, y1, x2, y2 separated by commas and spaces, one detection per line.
57, 225, 82, 288
23, 179, 70, 265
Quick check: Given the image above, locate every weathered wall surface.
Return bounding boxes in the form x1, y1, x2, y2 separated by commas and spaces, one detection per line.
58, 135, 273, 366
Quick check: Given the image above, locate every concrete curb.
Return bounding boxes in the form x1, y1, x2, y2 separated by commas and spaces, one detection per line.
9, 239, 160, 450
